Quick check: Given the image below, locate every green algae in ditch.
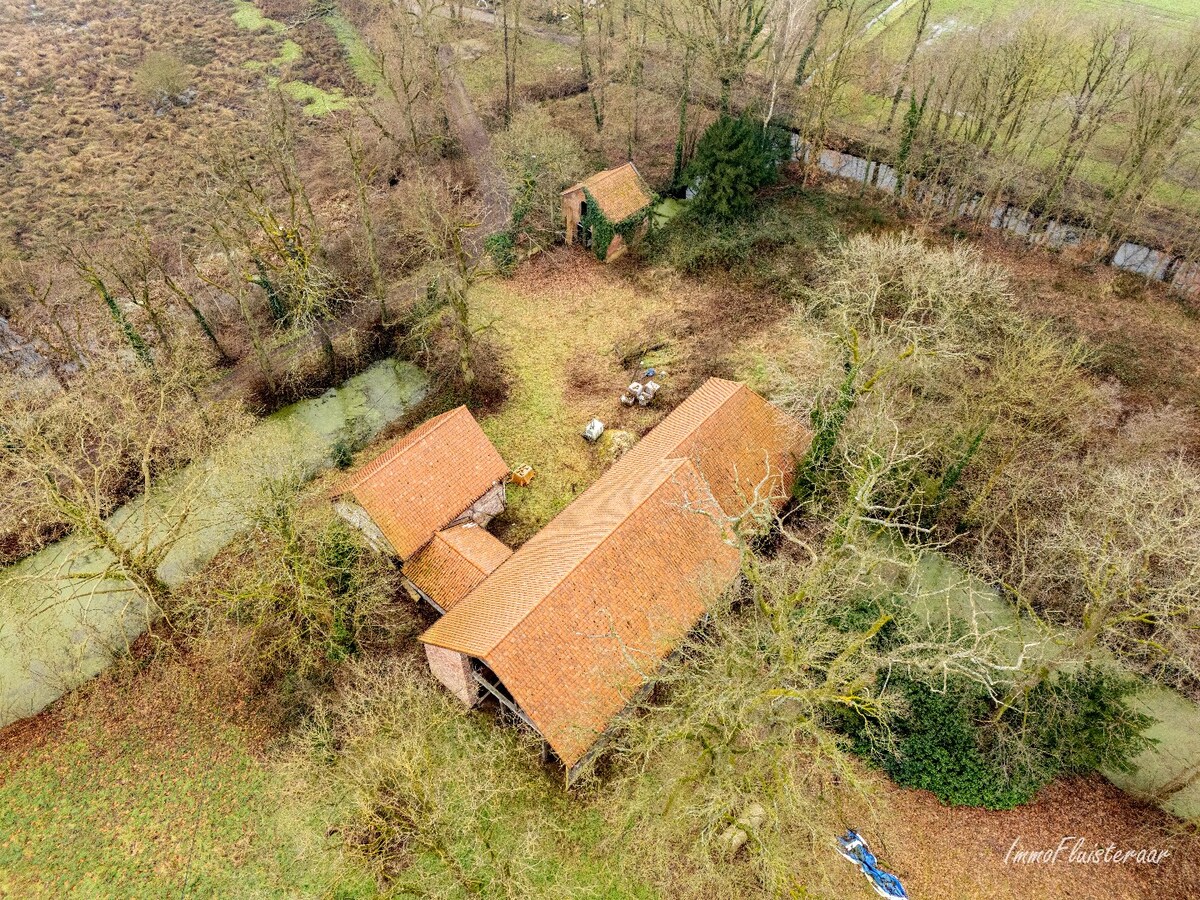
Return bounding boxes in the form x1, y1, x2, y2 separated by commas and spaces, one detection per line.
0, 360, 427, 728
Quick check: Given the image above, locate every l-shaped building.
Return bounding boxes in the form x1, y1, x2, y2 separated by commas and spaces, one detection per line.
331, 378, 809, 782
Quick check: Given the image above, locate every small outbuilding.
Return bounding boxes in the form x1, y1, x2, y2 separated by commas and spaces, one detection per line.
328, 405, 509, 560
561, 162, 653, 262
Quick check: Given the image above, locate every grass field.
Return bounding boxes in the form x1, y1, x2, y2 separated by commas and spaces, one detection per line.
0, 0, 375, 248
927, 0, 1200, 26
452, 21, 580, 123
0, 653, 375, 899
468, 248, 781, 545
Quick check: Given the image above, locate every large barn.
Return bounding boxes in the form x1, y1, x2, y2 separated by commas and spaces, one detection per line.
332, 380, 810, 782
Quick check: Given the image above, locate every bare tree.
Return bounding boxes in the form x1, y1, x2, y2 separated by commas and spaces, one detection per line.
761, 0, 809, 127
1036, 20, 1138, 215
498, 0, 523, 125
573, 0, 614, 131
402, 178, 491, 389
369, 1, 447, 156
884, 0, 932, 132
0, 351, 245, 612
798, 0, 887, 183
660, 0, 771, 113
793, 0, 841, 87
994, 460, 1200, 717
344, 123, 390, 325
1098, 28, 1200, 241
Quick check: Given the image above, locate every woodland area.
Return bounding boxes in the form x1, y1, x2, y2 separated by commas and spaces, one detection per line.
3, 0, 1200, 897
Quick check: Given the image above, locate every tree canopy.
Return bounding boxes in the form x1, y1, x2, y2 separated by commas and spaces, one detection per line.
685, 115, 790, 220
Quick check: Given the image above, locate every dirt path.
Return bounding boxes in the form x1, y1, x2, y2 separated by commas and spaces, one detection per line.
434, 43, 511, 234
433, 4, 578, 47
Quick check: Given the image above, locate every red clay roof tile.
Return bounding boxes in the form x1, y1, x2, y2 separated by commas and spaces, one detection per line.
563, 162, 653, 223
404, 524, 513, 612
420, 379, 810, 768
331, 407, 508, 559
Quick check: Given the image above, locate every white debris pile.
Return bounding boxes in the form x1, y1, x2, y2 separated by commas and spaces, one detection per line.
620, 379, 661, 407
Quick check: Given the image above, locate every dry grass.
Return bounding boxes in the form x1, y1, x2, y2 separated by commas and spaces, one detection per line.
0, 0, 367, 251
961, 225, 1200, 422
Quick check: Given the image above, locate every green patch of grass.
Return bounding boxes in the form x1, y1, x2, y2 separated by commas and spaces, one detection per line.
0, 660, 372, 899
280, 79, 351, 115
325, 13, 384, 88
651, 197, 685, 228
455, 26, 577, 107
473, 280, 607, 542
275, 38, 304, 66
231, 0, 286, 34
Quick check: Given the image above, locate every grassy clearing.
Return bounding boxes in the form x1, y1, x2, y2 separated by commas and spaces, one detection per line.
231, 0, 287, 32
0, 654, 372, 899
470, 254, 672, 543
453, 24, 579, 115
280, 79, 351, 115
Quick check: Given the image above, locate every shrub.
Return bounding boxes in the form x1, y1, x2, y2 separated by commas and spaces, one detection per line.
849, 668, 1152, 810
290, 658, 637, 895
866, 677, 1046, 809
491, 106, 587, 248
133, 52, 192, 108
642, 196, 829, 277
1032, 666, 1154, 775
484, 230, 518, 275
331, 415, 370, 470
175, 481, 405, 717
684, 115, 791, 221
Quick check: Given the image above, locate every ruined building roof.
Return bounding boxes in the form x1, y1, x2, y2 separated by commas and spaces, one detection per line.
420, 379, 809, 768
563, 162, 653, 223
330, 406, 509, 559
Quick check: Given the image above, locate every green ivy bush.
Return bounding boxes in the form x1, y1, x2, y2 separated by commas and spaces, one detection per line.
484, 230, 518, 275
843, 668, 1152, 809
579, 186, 653, 261
639, 198, 828, 277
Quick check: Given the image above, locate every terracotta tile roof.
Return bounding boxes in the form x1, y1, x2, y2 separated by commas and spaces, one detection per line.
330, 407, 509, 559
563, 162, 653, 223
420, 379, 810, 768
404, 524, 513, 612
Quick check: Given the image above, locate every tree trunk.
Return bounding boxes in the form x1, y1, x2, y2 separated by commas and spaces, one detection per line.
673, 52, 693, 186
885, 0, 932, 131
